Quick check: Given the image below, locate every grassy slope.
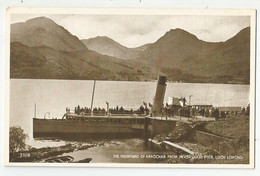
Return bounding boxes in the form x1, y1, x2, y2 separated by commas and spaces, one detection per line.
204, 115, 249, 139
202, 115, 250, 164
156, 115, 250, 164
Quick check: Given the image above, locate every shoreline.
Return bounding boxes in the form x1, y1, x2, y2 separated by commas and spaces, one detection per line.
148, 115, 250, 164
9, 115, 249, 164
10, 141, 106, 163
9, 78, 250, 85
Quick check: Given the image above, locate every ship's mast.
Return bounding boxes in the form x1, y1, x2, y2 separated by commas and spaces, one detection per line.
34, 102, 36, 118
189, 95, 193, 105
90, 80, 96, 116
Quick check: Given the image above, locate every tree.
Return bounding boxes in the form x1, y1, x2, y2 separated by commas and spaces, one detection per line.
9, 126, 28, 155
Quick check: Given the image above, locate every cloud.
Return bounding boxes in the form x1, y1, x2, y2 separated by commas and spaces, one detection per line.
11, 14, 250, 47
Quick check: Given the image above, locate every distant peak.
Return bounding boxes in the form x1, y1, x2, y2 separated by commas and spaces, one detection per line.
95, 36, 112, 40
164, 28, 199, 40
168, 28, 193, 35
240, 26, 250, 33
85, 36, 117, 43
236, 26, 250, 37
170, 28, 185, 32
96, 36, 108, 38
25, 16, 56, 24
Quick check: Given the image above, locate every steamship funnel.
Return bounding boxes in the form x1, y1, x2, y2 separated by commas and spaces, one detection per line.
152, 76, 167, 115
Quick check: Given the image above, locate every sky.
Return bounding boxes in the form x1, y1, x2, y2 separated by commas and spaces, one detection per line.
11, 14, 250, 48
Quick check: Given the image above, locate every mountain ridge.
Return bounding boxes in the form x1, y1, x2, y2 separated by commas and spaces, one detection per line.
133, 26, 250, 83
81, 36, 145, 60
10, 16, 250, 84
11, 16, 87, 52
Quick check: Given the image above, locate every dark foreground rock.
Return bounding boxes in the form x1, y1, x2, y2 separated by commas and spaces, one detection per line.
153, 121, 206, 143
10, 142, 106, 162
10, 144, 76, 162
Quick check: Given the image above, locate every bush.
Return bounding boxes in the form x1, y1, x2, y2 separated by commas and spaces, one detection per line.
9, 126, 28, 155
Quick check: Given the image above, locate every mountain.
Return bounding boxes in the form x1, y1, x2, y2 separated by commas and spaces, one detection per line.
10, 42, 156, 81
11, 17, 86, 51
133, 43, 152, 51
183, 27, 250, 82
136, 28, 217, 68
134, 27, 250, 83
10, 16, 250, 84
10, 17, 154, 80
81, 36, 142, 60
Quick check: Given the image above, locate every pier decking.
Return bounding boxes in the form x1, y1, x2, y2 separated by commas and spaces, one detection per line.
146, 116, 215, 123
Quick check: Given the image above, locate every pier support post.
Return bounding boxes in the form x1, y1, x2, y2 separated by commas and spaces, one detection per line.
144, 117, 151, 142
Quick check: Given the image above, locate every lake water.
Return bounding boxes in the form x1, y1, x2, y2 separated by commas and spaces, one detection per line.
9, 79, 249, 162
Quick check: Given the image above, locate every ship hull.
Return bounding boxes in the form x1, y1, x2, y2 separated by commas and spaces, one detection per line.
33, 132, 143, 139
33, 118, 145, 139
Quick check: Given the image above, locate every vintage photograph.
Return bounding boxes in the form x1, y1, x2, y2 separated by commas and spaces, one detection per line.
5, 8, 255, 167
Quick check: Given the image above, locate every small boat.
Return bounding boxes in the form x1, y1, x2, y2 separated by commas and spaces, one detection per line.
44, 156, 74, 163
75, 158, 92, 163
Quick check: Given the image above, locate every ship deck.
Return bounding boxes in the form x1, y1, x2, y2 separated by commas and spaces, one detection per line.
147, 115, 215, 123
66, 113, 146, 119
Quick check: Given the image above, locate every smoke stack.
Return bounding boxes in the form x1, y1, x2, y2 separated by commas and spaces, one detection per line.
152, 76, 167, 115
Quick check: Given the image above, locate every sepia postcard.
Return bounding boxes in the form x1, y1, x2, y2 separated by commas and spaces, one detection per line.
4, 7, 256, 168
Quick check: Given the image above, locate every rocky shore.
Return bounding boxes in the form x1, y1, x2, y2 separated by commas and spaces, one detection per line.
10, 141, 106, 162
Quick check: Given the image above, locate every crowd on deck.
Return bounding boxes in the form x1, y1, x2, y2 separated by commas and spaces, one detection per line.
67, 105, 150, 116
67, 101, 249, 118
169, 106, 219, 118
68, 104, 218, 118
162, 104, 249, 118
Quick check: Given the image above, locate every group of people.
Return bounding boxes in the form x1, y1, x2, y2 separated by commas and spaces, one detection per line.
160, 104, 221, 118
70, 106, 107, 115
68, 103, 239, 119
69, 105, 150, 116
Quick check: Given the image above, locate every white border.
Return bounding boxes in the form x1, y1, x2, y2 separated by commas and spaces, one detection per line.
3, 7, 256, 168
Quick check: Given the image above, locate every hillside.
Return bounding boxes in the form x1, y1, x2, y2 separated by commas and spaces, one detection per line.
11, 17, 86, 52
133, 43, 152, 51
81, 36, 142, 60
133, 27, 250, 83
184, 27, 250, 83
10, 42, 157, 81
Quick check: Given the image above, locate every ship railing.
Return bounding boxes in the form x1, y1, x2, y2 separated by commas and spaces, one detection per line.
66, 112, 144, 117
66, 112, 107, 116
65, 107, 148, 116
